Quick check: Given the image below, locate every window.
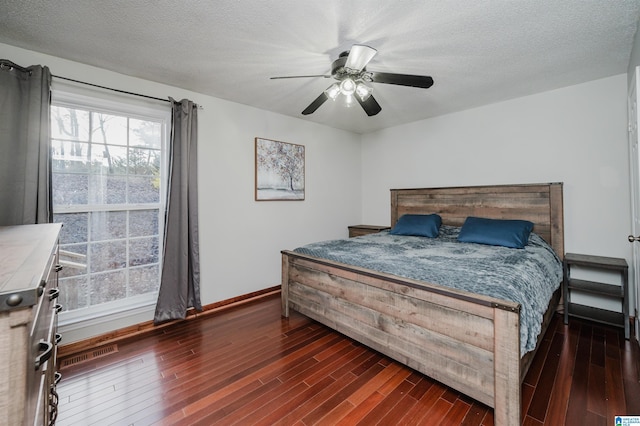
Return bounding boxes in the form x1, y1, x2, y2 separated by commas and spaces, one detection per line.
51, 88, 169, 323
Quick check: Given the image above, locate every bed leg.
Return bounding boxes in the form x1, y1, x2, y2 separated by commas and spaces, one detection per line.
281, 253, 290, 317
493, 308, 521, 425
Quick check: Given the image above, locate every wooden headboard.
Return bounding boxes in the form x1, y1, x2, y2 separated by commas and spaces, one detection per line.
390, 182, 564, 259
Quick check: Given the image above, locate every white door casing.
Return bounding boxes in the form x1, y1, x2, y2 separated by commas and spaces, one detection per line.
627, 66, 640, 341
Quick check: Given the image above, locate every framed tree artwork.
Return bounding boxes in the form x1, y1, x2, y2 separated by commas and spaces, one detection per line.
255, 137, 305, 201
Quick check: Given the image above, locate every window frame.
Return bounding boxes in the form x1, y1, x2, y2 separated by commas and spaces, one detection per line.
51, 85, 171, 327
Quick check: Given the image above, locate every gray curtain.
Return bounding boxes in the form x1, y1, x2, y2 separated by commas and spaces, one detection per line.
0, 61, 52, 225
154, 98, 201, 324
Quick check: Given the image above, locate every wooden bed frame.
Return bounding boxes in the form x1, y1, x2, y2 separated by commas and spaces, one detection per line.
281, 183, 564, 425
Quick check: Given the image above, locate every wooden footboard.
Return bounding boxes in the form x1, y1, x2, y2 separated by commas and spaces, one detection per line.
282, 251, 522, 425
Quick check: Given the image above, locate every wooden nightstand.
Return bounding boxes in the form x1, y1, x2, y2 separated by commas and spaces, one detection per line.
347, 225, 391, 238
563, 253, 629, 339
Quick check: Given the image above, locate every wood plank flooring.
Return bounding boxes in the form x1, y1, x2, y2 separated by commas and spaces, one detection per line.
56, 294, 640, 425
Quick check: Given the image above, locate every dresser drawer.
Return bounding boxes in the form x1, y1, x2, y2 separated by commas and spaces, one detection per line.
27, 252, 59, 426
0, 224, 61, 426
30, 252, 58, 369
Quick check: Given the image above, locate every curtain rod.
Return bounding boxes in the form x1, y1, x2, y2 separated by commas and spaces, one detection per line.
53, 74, 203, 109
2, 59, 201, 109
0, 59, 32, 75
53, 74, 171, 104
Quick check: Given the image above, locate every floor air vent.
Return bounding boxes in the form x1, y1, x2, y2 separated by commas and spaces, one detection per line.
61, 344, 118, 369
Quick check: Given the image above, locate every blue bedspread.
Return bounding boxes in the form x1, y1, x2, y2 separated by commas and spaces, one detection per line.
293, 225, 562, 355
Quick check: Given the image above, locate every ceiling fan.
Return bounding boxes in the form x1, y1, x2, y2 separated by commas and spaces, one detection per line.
270, 44, 434, 117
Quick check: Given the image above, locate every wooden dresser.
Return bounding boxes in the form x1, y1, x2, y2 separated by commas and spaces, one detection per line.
0, 224, 62, 426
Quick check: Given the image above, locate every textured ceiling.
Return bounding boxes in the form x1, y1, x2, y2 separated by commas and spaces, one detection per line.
1, 0, 639, 134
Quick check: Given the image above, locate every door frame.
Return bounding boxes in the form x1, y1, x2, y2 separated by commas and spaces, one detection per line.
628, 66, 640, 342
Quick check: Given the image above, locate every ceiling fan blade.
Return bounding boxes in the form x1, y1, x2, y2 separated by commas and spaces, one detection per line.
345, 44, 377, 71
369, 72, 434, 89
270, 74, 330, 80
356, 95, 382, 116
301, 92, 329, 115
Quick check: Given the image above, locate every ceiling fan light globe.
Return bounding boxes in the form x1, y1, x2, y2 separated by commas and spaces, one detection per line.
340, 78, 356, 96
355, 82, 373, 101
324, 83, 340, 100
344, 94, 355, 107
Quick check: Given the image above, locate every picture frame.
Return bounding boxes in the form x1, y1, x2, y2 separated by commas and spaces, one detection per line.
255, 137, 305, 201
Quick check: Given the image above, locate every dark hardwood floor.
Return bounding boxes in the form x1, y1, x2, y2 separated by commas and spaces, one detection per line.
56, 293, 640, 425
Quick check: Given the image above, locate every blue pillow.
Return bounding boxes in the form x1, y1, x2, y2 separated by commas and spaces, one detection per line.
390, 214, 442, 238
457, 217, 534, 249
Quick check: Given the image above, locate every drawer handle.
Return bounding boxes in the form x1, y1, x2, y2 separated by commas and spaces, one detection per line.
35, 340, 53, 369
5, 293, 23, 307
54, 371, 62, 385
55, 333, 62, 344
37, 279, 46, 297
55, 304, 63, 313
49, 387, 59, 425
49, 288, 60, 301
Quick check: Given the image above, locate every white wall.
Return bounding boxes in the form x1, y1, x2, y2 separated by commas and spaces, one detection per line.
627, 16, 640, 88
1, 43, 363, 342
361, 74, 633, 311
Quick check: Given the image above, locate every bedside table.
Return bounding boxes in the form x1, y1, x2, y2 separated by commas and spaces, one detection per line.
563, 253, 629, 339
348, 225, 391, 238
